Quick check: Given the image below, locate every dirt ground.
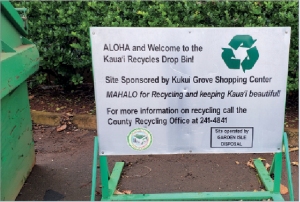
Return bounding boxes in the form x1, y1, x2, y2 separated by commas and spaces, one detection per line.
16, 126, 298, 201
28, 84, 96, 115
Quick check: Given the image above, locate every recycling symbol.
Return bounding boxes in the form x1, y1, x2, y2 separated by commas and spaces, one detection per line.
221, 35, 259, 73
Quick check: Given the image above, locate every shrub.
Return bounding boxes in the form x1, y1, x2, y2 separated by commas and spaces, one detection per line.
12, 1, 298, 92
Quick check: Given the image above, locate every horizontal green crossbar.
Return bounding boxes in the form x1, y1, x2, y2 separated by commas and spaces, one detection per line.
272, 194, 285, 201
103, 191, 281, 201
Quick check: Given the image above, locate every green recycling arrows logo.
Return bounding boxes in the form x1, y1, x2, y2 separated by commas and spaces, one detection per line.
221, 35, 259, 73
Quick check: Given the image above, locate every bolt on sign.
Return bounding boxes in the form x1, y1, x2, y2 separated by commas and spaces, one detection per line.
90, 28, 290, 155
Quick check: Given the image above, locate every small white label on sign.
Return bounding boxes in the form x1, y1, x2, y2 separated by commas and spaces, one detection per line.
211, 127, 253, 148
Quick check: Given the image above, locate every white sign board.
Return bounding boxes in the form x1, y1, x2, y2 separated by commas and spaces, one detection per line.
90, 27, 290, 155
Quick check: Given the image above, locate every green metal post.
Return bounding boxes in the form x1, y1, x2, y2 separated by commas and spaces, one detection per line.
269, 156, 275, 175
283, 132, 294, 201
273, 152, 282, 193
91, 137, 99, 201
100, 156, 110, 199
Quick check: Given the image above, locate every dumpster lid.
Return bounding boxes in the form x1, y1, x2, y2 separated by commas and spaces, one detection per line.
1, 1, 28, 36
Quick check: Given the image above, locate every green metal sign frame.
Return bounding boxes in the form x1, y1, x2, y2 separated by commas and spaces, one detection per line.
90, 132, 294, 201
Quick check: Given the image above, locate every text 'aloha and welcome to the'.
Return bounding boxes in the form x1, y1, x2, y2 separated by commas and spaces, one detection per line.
103, 43, 203, 64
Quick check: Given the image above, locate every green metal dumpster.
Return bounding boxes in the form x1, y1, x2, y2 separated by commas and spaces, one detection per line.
1, 2, 39, 200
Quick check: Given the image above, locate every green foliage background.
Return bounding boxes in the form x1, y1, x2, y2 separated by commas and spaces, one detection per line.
12, 1, 298, 92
